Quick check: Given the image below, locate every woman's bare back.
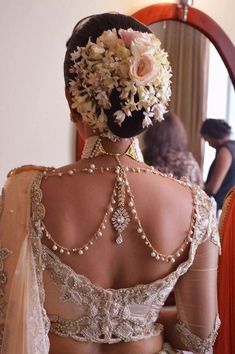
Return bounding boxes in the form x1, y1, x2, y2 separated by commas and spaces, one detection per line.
40, 156, 193, 354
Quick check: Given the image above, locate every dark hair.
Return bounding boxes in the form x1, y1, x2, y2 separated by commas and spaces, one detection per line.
143, 111, 188, 166
64, 13, 153, 138
200, 119, 231, 139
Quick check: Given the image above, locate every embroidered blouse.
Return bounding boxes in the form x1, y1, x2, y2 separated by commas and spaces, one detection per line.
0, 167, 221, 354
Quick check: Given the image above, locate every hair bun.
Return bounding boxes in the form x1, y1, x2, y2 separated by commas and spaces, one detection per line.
106, 90, 151, 138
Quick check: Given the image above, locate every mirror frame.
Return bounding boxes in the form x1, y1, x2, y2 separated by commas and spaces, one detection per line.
132, 3, 235, 89
76, 4, 235, 160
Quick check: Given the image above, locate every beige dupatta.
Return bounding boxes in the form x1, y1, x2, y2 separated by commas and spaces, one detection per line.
0, 168, 49, 354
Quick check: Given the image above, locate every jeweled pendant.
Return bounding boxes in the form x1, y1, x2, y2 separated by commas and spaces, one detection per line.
116, 234, 123, 244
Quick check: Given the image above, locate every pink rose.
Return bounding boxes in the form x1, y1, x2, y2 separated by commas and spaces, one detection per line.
118, 28, 151, 48
129, 54, 158, 85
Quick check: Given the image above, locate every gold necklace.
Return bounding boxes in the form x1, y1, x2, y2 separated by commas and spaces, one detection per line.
39, 142, 195, 262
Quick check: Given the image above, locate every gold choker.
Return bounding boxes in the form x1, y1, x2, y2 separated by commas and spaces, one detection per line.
81, 136, 143, 162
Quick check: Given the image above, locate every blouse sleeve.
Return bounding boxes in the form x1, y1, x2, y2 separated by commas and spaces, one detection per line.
174, 195, 221, 353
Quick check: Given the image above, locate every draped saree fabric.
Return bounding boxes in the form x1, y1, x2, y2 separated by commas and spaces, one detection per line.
0, 168, 49, 354
215, 187, 235, 354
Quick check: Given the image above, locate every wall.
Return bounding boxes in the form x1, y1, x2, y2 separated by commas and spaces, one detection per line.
0, 0, 234, 187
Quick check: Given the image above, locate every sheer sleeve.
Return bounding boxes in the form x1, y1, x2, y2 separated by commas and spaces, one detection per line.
0, 171, 50, 354
174, 196, 221, 353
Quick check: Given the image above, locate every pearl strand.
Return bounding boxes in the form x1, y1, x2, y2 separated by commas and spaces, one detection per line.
40, 161, 195, 262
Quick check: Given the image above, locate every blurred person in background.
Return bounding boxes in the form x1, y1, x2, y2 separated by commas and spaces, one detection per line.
200, 118, 235, 211
143, 111, 203, 186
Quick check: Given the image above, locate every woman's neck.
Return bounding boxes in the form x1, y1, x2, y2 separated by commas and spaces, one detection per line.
100, 137, 132, 155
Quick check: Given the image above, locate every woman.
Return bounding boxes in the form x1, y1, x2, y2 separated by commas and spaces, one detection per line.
214, 187, 235, 354
0, 13, 220, 354
201, 118, 235, 210
143, 111, 203, 186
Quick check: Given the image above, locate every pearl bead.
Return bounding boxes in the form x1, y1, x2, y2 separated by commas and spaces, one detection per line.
85, 246, 89, 251
137, 228, 142, 233
151, 252, 156, 257
155, 254, 160, 260
68, 170, 74, 175
98, 231, 102, 237
128, 201, 133, 207
58, 172, 62, 177
52, 245, 58, 251
78, 250, 84, 255
67, 251, 70, 255
141, 235, 146, 239
131, 209, 136, 214
60, 248, 64, 254
90, 164, 95, 169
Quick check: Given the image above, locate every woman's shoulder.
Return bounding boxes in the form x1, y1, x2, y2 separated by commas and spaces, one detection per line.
7, 164, 54, 178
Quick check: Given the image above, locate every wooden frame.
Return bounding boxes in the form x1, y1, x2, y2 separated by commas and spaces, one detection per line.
132, 3, 235, 88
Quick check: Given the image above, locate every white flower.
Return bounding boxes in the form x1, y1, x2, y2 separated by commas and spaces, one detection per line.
70, 47, 81, 61
68, 27, 172, 139
97, 29, 119, 48
89, 44, 105, 59
152, 103, 166, 121
129, 54, 158, 85
114, 110, 126, 126
96, 91, 110, 109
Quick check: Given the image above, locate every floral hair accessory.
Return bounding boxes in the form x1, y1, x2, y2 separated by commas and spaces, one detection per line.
69, 28, 172, 141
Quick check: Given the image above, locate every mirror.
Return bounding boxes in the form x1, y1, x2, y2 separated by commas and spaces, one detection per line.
132, 3, 235, 168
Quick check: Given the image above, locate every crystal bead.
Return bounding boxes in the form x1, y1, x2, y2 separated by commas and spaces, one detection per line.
116, 235, 123, 244
52, 245, 58, 251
